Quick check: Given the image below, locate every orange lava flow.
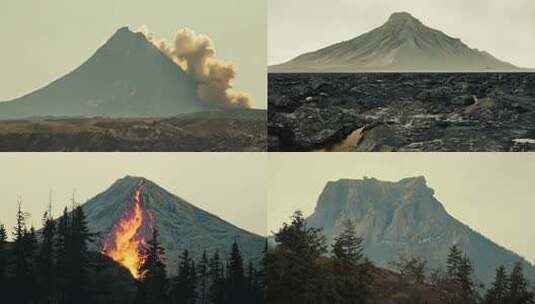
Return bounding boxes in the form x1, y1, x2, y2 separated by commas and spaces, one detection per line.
102, 188, 149, 279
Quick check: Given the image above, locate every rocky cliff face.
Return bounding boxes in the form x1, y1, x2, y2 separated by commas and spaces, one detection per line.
271, 12, 519, 72
82, 176, 265, 274
307, 177, 535, 286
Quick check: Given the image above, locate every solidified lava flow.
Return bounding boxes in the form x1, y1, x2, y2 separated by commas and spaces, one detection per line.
268, 73, 535, 152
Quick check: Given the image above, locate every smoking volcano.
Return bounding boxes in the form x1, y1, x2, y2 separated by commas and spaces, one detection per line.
83, 176, 264, 276
0, 27, 250, 119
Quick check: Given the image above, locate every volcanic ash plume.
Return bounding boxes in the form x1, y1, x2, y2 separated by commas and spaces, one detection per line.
138, 25, 251, 108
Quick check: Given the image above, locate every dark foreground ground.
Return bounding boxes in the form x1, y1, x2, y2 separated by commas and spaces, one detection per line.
0, 109, 266, 151
268, 73, 535, 151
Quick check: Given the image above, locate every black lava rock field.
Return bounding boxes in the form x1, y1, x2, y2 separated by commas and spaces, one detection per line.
268, 73, 535, 152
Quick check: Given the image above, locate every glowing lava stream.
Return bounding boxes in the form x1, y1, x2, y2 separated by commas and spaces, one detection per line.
102, 183, 153, 279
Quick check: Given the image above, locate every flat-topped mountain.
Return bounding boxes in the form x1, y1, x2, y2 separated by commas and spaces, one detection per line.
0, 27, 211, 119
271, 12, 520, 72
306, 176, 535, 286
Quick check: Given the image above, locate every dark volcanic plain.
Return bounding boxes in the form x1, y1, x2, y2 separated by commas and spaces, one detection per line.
0, 109, 266, 152
268, 73, 535, 152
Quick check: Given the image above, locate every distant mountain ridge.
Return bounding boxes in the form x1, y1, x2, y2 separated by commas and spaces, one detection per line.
306, 176, 535, 287
82, 175, 265, 274
0, 27, 211, 119
270, 12, 520, 72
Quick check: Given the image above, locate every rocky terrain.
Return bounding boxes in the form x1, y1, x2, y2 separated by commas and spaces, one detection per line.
0, 109, 266, 151
268, 73, 535, 151
82, 175, 265, 274
270, 12, 519, 72
306, 176, 535, 287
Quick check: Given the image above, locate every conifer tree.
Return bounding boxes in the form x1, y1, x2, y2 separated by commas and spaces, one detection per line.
208, 250, 225, 304
331, 219, 371, 304
55, 206, 70, 302
137, 228, 168, 304
458, 256, 476, 297
275, 210, 327, 260
25, 225, 39, 303
228, 240, 246, 303
190, 262, 198, 303
13, 202, 28, 279
267, 210, 328, 304
484, 265, 509, 304
0, 224, 6, 243
66, 205, 93, 304
173, 249, 197, 304
332, 219, 364, 263
246, 261, 263, 303
257, 239, 267, 288
12, 202, 34, 303
0, 223, 7, 282
507, 262, 534, 304
198, 250, 209, 304
247, 261, 254, 300
447, 245, 463, 281
37, 210, 57, 302
445, 246, 478, 304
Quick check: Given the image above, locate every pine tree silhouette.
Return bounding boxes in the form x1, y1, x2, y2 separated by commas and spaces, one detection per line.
208, 250, 225, 304
173, 249, 197, 304
12, 202, 35, 303
0, 223, 7, 291
37, 210, 57, 302
331, 219, 371, 304
267, 210, 328, 304
228, 240, 246, 303
137, 228, 168, 304
484, 265, 509, 304
507, 262, 534, 304
198, 250, 209, 304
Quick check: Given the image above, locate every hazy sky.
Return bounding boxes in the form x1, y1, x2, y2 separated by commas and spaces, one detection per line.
269, 0, 535, 67
0, 0, 266, 108
269, 153, 535, 264
0, 153, 267, 237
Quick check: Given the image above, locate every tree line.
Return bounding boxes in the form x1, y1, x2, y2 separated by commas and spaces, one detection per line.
0, 202, 265, 304
266, 211, 373, 304
0, 202, 94, 303
266, 210, 535, 304
134, 227, 264, 304
391, 245, 535, 304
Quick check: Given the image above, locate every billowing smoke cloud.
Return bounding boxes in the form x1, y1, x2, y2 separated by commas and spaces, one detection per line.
138, 25, 251, 108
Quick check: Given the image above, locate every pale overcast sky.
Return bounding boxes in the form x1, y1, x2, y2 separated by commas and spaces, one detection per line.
269, 153, 535, 264
269, 0, 535, 67
0, 153, 267, 236
0, 0, 266, 108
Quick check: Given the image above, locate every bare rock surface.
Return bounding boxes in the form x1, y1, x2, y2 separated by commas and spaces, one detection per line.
268, 73, 535, 152
0, 109, 266, 151
306, 177, 535, 287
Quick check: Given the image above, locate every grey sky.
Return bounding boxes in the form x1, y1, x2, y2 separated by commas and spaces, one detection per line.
0, 0, 266, 108
0, 153, 267, 237
268, 153, 535, 264
269, 0, 535, 67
